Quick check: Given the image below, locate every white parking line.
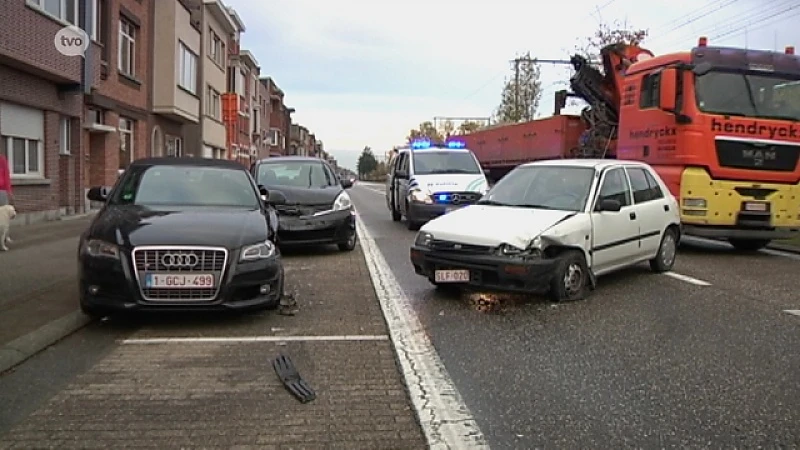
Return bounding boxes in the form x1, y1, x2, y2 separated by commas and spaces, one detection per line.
120, 335, 389, 344
663, 271, 712, 286
355, 218, 488, 448
784, 310, 800, 317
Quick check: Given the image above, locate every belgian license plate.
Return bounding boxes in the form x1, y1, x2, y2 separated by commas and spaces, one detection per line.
434, 269, 469, 283
145, 273, 215, 288
744, 202, 768, 212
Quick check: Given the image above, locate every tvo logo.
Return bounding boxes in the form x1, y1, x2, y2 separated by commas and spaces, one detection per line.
54, 26, 89, 57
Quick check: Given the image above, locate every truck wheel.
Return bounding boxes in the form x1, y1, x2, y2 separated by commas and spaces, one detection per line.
649, 227, 678, 273
729, 238, 770, 252
549, 250, 588, 302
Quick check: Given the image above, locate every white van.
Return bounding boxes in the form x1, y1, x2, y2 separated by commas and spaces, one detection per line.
385, 140, 490, 230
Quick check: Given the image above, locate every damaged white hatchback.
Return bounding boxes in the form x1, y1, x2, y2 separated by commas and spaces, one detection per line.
409, 159, 681, 302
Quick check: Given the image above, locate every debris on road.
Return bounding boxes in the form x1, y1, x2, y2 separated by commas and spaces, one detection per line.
273, 353, 316, 403
466, 291, 529, 313
279, 291, 299, 316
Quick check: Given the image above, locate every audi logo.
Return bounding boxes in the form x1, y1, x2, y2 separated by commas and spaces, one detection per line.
161, 253, 199, 268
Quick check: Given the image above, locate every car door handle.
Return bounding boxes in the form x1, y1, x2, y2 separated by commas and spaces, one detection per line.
629, 212, 636, 220
663, 204, 669, 211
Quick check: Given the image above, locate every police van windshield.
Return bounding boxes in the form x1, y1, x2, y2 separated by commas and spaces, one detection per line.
412, 151, 481, 175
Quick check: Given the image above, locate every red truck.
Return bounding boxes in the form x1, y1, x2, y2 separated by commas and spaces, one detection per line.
455, 37, 800, 250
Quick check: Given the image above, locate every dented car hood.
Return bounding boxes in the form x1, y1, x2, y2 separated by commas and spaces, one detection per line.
420, 205, 577, 249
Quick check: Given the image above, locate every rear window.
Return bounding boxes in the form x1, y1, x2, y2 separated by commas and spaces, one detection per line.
256, 161, 336, 188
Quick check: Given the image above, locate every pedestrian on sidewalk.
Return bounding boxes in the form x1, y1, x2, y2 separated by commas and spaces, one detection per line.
0, 154, 12, 207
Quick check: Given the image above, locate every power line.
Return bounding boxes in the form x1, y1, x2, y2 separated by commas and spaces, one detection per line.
462, 71, 506, 100
712, 3, 800, 41
647, 0, 734, 36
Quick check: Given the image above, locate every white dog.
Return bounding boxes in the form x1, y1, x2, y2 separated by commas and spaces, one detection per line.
0, 204, 16, 251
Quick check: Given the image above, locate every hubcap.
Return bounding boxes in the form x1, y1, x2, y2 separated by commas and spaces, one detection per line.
563, 263, 583, 294
661, 233, 676, 266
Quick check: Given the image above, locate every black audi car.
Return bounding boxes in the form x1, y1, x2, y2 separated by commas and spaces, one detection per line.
251, 156, 356, 251
78, 157, 287, 318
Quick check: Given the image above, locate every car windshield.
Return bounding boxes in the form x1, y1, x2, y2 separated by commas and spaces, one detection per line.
412, 151, 481, 175
110, 165, 259, 208
478, 165, 595, 212
256, 161, 334, 188
695, 71, 800, 121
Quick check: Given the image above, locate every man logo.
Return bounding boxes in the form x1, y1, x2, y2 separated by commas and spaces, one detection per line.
742, 148, 777, 166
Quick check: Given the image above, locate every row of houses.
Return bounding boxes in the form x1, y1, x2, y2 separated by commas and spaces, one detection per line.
0, 0, 336, 225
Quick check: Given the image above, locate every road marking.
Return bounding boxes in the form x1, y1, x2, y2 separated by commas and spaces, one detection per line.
120, 335, 389, 344
784, 310, 800, 317
355, 217, 488, 449
663, 271, 712, 286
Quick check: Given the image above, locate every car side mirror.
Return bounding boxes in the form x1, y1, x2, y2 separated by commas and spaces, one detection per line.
340, 178, 353, 189
87, 186, 110, 202
395, 169, 407, 178
597, 198, 622, 212
267, 190, 287, 205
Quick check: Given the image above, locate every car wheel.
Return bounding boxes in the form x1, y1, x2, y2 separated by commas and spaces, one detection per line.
548, 250, 588, 302
649, 227, 678, 273
728, 238, 770, 252
407, 220, 421, 231
80, 300, 107, 319
338, 230, 357, 251
390, 198, 401, 222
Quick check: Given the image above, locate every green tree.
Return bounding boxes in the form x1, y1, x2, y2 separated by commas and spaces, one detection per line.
494, 52, 542, 123
575, 20, 648, 68
407, 121, 443, 143
457, 120, 483, 135
357, 146, 378, 178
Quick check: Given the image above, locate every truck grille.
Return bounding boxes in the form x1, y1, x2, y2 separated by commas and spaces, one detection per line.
430, 239, 492, 254
132, 246, 228, 302
715, 139, 800, 172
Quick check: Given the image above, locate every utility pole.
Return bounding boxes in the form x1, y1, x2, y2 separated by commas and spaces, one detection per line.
513, 58, 521, 121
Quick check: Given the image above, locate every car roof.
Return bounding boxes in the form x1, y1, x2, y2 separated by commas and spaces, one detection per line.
255, 156, 330, 164
129, 157, 246, 170
519, 158, 652, 170
397, 147, 472, 153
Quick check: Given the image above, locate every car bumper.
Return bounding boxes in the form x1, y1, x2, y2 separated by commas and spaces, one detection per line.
79, 252, 284, 313
409, 245, 557, 294
407, 202, 467, 222
277, 209, 355, 246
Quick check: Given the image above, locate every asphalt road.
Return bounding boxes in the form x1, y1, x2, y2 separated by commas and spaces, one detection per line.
351, 181, 800, 449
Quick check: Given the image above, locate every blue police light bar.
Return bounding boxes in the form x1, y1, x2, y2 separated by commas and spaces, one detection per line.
438, 194, 448, 201
410, 139, 432, 149
446, 140, 466, 148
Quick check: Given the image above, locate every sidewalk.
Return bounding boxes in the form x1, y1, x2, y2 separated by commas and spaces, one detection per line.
0, 214, 96, 374
0, 241, 428, 448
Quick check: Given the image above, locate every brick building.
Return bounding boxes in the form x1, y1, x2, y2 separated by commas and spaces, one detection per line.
261, 77, 293, 157
0, 0, 85, 222
150, 0, 201, 158
226, 48, 258, 166
255, 76, 270, 160
84, 0, 153, 188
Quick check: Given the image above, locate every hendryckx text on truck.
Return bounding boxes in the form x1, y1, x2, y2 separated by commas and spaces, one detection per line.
456, 37, 800, 251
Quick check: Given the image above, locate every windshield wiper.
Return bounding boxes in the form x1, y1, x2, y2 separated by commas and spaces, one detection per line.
509, 203, 558, 210
476, 199, 509, 206
434, 169, 478, 174
757, 113, 799, 122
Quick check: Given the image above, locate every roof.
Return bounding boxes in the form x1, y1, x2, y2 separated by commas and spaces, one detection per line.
520, 158, 652, 169
202, 0, 238, 34
396, 146, 472, 153
239, 50, 259, 69
130, 157, 247, 170
255, 156, 331, 164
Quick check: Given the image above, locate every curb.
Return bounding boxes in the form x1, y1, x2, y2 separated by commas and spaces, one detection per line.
0, 311, 92, 374
767, 242, 800, 254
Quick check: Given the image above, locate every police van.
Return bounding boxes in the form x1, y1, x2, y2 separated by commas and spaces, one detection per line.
385, 139, 490, 230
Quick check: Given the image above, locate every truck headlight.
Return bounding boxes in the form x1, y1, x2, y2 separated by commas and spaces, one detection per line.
410, 189, 432, 204
240, 240, 276, 261
415, 231, 433, 247
83, 239, 119, 260
682, 198, 706, 208
333, 191, 353, 211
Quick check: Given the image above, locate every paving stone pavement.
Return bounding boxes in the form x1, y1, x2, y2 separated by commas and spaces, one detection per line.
0, 243, 428, 449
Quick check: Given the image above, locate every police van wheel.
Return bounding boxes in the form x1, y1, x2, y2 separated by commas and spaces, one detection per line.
407, 220, 421, 231
390, 200, 401, 222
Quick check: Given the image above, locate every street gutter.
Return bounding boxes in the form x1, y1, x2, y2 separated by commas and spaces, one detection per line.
0, 311, 91, 374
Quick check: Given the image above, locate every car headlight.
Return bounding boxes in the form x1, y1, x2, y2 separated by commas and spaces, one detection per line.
415, 231, 433, 247
496, 237, 543, 259
240, 240, 276, 261
333, 191, 353, 211
83, 239, 120, 259
409, 189, 432, 204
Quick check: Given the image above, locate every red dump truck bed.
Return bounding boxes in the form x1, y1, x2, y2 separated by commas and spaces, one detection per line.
460, 115, 585, 168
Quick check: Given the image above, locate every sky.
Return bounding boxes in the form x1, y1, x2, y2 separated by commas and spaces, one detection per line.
224, 0, 799, 170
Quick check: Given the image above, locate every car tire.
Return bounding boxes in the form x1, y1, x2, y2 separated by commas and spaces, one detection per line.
79, 300, 107, 319
407, 220, 421, 231
390, 198, 401, 222
548, 250, 589, 302
649, 227, 678, 273
338, 231, 357, 252
728, 238, 770, 252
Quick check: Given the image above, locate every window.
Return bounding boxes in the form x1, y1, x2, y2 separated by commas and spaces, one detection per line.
90, 0, 103, 41
626, 167, 664, 203
60, 117, 71, 155
256, 162, 332, 188
88, 108, 104, 124
178, 42, 197, 94
596, 167, 631, 208
269, 129, 280, 146
640, 73, 660, 109
1, 137, 43, 178
209, 30, 224, 66
119, 117, 134, 170
118, 18, 136, 77
412, 151, 481, 175
30, 0, 77, 24
166, 135, 182, 157
206, 86, 220, 119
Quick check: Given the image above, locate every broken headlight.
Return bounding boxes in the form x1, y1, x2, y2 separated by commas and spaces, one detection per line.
415, 231, 433, 247
496, 237, 543, 259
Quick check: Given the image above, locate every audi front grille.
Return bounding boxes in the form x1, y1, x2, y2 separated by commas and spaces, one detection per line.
132, 246, 229, 302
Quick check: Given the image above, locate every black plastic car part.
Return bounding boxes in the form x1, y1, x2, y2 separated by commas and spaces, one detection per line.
273, 354, 316, 403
